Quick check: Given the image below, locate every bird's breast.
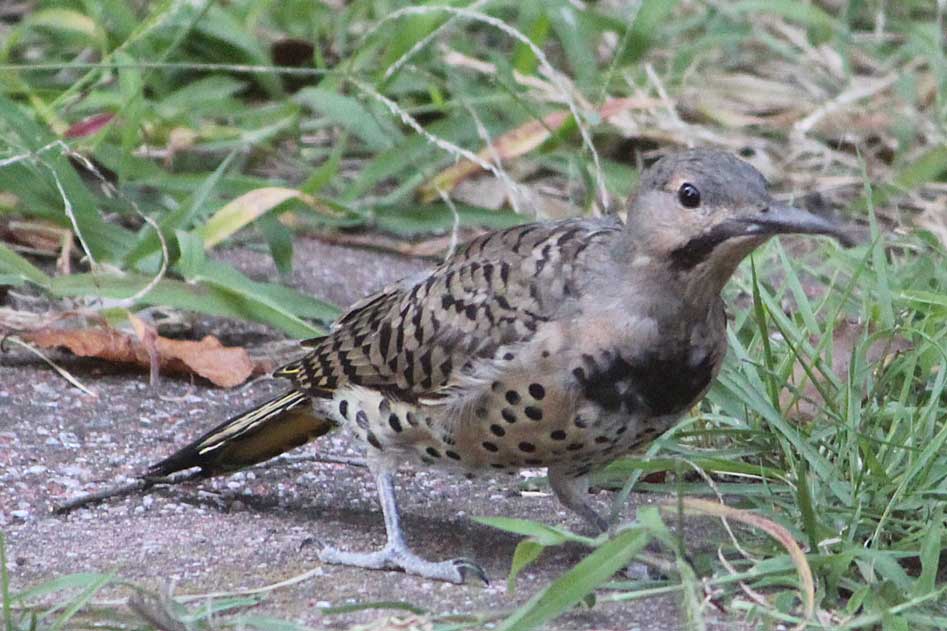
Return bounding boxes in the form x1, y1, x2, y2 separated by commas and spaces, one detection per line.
572, 346, 720, 418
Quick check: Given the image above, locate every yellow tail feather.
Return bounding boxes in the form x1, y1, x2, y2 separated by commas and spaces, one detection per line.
147, 390, 334, 477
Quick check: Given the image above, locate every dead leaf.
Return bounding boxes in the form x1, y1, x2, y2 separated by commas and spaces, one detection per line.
199, 187, 343, 249
0, 220, 74, 273
64, 112, 114, 138
419, 97, 655, 202
21, 325, 266, 388
781, 319, 911, 422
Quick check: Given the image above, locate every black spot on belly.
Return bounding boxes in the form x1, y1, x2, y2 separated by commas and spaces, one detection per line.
518, 442, 536, 453
367, 432, 382, 449
482, 441, 499, 452
501, 408, 517, 423
528, 383, 546, 399
524, 458, 543, 466
446, 450, 461, 460
389, 414, 402, 432
355, 410, 370, 429
574, 349, 717, 416
550, 430, 567, 441
426, 447, 441, 459
524, 406, 543, 421
490, 424, 506, 437
505, 390, 521, 405
338, 400, 349, 419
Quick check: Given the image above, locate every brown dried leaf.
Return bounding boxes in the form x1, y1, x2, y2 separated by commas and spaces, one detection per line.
1, 220, 69, 255
21, 325, 260, 388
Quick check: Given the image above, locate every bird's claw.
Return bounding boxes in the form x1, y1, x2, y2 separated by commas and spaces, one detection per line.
453, 558, 489, 585
318, 544, 486, 584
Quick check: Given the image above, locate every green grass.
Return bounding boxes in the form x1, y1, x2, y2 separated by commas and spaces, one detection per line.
2, 0, 947, 629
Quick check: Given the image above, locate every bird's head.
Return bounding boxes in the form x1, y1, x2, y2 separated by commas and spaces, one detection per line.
623, 149, 853, 296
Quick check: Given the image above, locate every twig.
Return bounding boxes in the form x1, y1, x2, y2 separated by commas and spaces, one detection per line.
352, 78, 529, 209
53, 454, 366, 514
456, 86, 524, 216
717, 549, 772, 611
66, 149, 171, 309
0, 139, 68, 168
680, 457, 757, 563
2, 336, 97, 397
434, 186, 462, 261
45, 162, 98, 271
382, 0, 491, 81
53, 470, 203, 514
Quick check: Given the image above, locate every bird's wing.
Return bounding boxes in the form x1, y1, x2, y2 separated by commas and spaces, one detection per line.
275, 217, 620, 399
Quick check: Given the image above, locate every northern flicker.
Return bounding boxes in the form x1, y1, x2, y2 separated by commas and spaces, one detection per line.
147, 149, 852, 583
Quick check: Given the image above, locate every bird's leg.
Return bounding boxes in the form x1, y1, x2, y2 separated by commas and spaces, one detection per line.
318, 462, 486, 584
548, 466, 665, 580
547, 467, 609, 533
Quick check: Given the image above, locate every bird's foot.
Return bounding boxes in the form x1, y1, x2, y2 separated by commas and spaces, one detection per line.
623, 547, 680, 581
624, 559, 661, 581
318, 544, 487, 584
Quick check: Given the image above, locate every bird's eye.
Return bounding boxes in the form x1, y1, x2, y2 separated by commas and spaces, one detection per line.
678, 183, 701, 208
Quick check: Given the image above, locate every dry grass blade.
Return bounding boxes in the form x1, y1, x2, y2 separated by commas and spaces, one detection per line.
420, 97, 657, 203
659, 497, 815, 628
2, 335, 96, 397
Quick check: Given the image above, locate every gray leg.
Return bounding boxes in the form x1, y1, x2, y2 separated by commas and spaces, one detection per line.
548, 467, 609, 533
548, 467, 663, 580
318, 463, 486, 584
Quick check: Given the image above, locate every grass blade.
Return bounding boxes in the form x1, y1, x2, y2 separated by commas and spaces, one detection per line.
497, 527, 652, 631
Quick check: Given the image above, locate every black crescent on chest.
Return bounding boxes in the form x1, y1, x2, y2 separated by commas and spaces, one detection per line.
572, 348, 719, 417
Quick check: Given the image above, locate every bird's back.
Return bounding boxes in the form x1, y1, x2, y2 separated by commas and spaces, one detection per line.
277, 216, 624, 403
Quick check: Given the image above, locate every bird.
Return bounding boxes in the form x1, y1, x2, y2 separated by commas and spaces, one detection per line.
145, 149, 852, 584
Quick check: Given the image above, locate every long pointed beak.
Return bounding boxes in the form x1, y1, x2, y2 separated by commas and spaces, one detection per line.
731, 202, 856, 248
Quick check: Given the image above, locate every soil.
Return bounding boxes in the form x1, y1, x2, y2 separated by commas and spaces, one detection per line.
1, 237, 746, 630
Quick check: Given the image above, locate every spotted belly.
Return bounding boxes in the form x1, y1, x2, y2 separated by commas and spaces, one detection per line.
318, 374, 680, 477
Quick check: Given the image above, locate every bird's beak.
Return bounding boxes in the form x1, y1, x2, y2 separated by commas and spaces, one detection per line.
728, 202, 856, 248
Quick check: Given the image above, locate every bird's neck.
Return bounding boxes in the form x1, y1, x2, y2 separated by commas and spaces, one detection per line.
680, 260, 741, 311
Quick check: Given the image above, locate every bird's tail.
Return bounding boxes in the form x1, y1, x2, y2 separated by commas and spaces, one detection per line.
147, 389, 335, 478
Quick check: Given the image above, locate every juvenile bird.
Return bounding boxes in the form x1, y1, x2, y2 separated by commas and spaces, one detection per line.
147, 149, 851, 583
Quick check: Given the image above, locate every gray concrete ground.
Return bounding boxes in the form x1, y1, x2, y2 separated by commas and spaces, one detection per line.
1, 238, 742, 630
